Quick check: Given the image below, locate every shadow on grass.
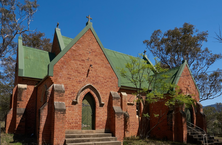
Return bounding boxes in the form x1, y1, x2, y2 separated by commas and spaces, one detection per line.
10, 134, 37, 145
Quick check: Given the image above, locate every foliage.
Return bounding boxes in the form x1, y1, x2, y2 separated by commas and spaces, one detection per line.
203, 103, 222, 135
119, 55, 195, 137
0, 0, 39, 58
22, 31, 52, 52
0, 55, 15, 120
143, 23, 222, 102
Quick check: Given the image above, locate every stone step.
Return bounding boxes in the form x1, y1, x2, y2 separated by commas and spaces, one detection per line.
66, 141, 121, 145
66, 137, 117, 144
66, 133, 112, 138
66, 130, 108, 134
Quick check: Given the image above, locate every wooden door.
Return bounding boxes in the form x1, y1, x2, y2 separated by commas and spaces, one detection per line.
82, 93, 95, 130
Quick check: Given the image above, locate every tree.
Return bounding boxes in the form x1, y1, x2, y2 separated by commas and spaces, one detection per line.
203, 103, 222, 135
143, 23, 222, 102
0, 0, 39, 58
215, 27, 222, 43
0, 55, 15, 120
0, 0, 39, 121
119, 55, 195, 138
22, 31, 52, 52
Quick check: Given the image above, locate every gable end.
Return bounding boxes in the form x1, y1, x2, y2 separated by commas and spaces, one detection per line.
48, 22, 121, 87
173, 60, 200, 98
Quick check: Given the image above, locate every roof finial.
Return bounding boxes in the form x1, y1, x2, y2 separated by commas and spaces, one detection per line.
57, 22, 59, 28
143, 50, 147, 55
86, 15, 92, 22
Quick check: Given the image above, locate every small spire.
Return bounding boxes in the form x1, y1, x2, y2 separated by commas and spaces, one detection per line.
57, 22, 59, 28
86, 15, 92, 22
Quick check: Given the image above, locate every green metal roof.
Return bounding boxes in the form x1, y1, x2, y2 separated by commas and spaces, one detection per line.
154, 66, 180, 84
104, 48, 155, 88
62, 36, 73, 47
19, 45, 55, 79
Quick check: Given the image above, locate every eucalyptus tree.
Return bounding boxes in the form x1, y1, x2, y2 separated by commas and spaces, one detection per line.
144, 23, 222, 102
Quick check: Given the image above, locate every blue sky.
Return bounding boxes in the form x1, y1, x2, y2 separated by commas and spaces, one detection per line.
14, 0, 222, 106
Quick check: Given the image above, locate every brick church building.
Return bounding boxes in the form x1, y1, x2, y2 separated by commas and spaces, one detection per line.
5, 18, 206, 145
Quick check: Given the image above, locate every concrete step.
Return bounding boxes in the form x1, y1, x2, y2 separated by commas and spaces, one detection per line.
66, 133, 112, 138
66, 141, 121, 145
66, 137, 117, 144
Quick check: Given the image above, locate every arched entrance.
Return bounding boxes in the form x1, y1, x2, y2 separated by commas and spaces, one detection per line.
82, 93, 95, 130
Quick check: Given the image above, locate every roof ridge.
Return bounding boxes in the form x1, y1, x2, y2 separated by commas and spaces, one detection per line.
104, 48, 141, 58
62, 35, 73, 40
23, 46, 53, 53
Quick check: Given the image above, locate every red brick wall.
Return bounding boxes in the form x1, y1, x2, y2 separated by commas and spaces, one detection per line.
36, 77, 53, 142
149, 98, 173, 140
177, 65, 201, 131
17, 77, 39, 135
6, 76, 39, 135
118, 89, 140, 137
50, 29, 119, 132
177, 66, 199, 102
51, 34, 61, 56
5, 86, 17, 133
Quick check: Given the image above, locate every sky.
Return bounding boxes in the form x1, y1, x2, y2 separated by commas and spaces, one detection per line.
11, 0, 222, 106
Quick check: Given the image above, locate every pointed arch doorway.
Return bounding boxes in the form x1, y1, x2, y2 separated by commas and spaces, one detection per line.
82, 93, 95, 130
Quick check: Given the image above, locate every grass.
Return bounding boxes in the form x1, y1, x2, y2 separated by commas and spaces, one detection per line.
214, 134, 222, 141
123, 136, 196, 145
1, 121, 37, 145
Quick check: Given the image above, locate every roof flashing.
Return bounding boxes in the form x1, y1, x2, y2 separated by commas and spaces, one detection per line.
55, 28, 65, 51
18, 36, 24, 76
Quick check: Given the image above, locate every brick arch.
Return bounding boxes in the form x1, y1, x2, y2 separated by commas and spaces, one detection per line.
72, 84, 104, 107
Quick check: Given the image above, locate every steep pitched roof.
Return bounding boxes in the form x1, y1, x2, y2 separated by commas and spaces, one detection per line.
18, 36, 55, 79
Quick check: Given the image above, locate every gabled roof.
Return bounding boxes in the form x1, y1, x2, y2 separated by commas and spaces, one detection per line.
53, 24, 155, 88
173, 60, 200, 96
17, 22, 200, 96
152, 60, 200, 97
48, 22, 131, 87
18, 36, 55, 79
